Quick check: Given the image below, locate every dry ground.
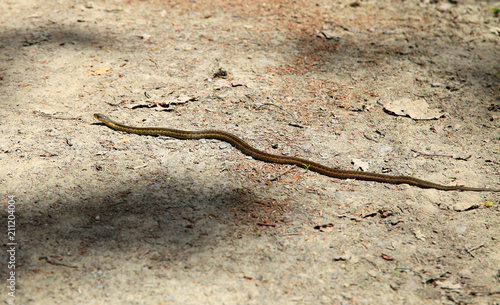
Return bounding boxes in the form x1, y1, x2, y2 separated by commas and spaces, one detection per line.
1, 0, 500, 304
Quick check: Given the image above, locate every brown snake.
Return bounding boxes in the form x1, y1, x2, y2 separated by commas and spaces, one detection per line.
94, 113, 499, 192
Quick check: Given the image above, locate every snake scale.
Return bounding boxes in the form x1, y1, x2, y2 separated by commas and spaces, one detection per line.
94, 113, 499, 192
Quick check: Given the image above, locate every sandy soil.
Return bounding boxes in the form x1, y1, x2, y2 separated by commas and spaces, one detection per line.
1, 0, 500, 304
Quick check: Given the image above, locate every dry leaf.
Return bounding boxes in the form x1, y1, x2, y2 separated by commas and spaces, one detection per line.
214, 79, 231, 89
318, 30, 344, 39
412, 228, 426, 241
92, 67, 111, 76
155, 94, 197, 110
231, 81, 246, 87
489, 27, 500, 36
352, 159, 369, 171
383, 98, 447, 120
434, 279, 462, 290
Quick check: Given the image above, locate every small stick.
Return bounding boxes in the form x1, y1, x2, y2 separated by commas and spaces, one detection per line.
33, 110, 81, 121
39, 256, 78, 268
411, 149, 470, 161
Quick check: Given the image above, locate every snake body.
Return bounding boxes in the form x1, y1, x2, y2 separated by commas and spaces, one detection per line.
94, 113, 499, 192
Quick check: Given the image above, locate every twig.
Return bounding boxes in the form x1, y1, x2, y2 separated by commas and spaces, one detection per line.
465, 244, 484, 257
39, 256, 78, 268
455, 204, 480, 212
364, 134, 379, 142
255, 102, 305, 127
411, 149, 471, 161
469, 244, 485, 252
128, 161, 150, 170
149, 58, 159, 67
269, 166, 297, 182
257, 223, 276, 227
255, 102, 294, 119
233, 13, 277, 18
33, 110, 82, 121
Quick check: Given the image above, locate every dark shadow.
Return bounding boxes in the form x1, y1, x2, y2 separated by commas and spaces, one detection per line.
0, 24, 118, 103
0, 170, 288, 278
288, 31, 500, 107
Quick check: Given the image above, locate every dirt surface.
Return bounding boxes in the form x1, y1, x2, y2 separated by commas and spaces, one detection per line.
1, 0, 500, 304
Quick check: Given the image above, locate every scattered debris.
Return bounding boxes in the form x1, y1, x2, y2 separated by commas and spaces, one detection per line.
23, 31, 50, 46
213, 68, 228, 78
313, 223, 334, 232
123, 91, 197, 111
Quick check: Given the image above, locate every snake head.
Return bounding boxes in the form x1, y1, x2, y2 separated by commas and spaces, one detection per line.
94, 113, 110, 122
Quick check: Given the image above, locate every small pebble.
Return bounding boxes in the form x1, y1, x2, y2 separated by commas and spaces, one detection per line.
378, 145, 393, 153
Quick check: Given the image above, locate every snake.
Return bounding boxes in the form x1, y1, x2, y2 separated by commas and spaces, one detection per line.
94, 113, 499, 192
